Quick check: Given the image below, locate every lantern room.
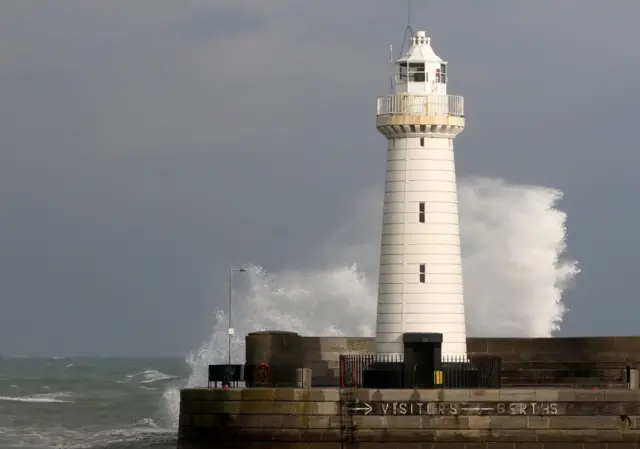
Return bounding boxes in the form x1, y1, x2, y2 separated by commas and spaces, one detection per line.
395, 30, 448, 95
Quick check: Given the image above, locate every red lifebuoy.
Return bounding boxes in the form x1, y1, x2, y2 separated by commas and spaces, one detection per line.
254, 362, 270, 384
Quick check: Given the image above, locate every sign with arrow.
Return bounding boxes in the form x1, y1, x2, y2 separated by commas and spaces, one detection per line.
347, 401, 560, 416
348, 401, 373, 415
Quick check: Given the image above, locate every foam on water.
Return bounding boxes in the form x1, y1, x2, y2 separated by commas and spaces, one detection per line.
128, 370, 178, 384
0, 419, 175, 449
161, 177, 581, 427
0, 392, 75, 404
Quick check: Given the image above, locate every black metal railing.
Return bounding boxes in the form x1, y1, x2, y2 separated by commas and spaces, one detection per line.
441, 355, 502, 388
340, 354, 403, 388
339, 354, 502, 389
208, 359, 635, 390
208, 363, 305, 388
207, 364, 245, 388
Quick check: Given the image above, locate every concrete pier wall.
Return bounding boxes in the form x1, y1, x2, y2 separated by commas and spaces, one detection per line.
178, 387, 640, 448
468, 336, 640, 361
295, 336, 640, 387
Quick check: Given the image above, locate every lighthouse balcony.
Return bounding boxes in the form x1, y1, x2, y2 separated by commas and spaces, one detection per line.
376, 94, 465, 138
377, 94, 464, 117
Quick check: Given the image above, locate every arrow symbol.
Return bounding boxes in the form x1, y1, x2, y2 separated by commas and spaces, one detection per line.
461, 407, 494, 413
349, 402, 372, 415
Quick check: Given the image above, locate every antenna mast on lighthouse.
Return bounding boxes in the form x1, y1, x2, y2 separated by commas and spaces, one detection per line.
391, 0, 415, 92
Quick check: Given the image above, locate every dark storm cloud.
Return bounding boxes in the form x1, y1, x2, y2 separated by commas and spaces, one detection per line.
0, 0, 639, 355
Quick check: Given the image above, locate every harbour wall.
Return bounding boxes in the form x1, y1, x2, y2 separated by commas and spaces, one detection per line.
178, 387, 640, 448
300, 336, 640, 387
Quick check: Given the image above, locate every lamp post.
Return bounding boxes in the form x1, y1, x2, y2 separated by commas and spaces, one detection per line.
228, 268, 247, 370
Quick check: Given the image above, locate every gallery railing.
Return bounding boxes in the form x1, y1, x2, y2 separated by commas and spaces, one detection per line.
376, 94, 464, 118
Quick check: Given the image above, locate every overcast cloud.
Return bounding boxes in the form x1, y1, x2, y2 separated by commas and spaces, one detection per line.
1, 1, 639, 356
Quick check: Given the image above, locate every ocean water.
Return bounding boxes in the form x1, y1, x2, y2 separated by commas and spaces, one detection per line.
0, 357, 185, 449
0, 177, 581, 448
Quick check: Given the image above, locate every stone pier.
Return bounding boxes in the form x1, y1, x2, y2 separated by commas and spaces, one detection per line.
178, 387, 640, 448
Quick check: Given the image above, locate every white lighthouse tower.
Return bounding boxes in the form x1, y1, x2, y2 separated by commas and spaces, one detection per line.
374, 30, 467, 357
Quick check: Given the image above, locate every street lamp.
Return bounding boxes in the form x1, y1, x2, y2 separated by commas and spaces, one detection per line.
228, 268, 247, 370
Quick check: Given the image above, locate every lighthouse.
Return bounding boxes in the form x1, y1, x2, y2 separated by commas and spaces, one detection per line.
374, 30, 467, 358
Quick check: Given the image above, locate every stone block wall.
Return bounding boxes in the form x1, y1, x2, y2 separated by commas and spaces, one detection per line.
468, 337, 637, 388
302, 337, 374, 386
178, 387, 640, 449
468, 336, 640, 362
299, 336, 639, 388
244, 334, 640, 388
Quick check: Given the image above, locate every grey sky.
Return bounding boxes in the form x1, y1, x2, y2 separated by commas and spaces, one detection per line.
1, 1, 639, 356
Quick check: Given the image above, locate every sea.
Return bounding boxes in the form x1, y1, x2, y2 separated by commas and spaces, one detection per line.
0, 357, 186, 449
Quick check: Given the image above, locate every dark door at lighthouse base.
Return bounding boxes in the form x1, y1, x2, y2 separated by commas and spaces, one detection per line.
402, 332, 443, 388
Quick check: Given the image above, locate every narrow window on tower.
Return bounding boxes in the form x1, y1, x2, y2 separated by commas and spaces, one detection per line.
419, 202, 425, 223
419, 264, 426, 283
420, 137, 424, 147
